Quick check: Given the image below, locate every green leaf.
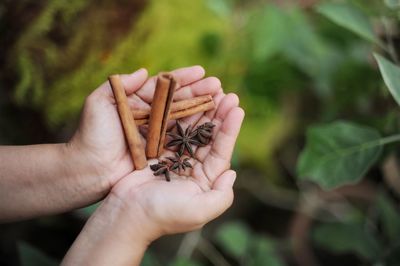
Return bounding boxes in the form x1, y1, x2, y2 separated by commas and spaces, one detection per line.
316, 3, 380, 45
248, 5, 288, 61
215, 221, 251, 258
297, 121, 382, 189
18, 242, 58, 266
374, 53, 400, 107
313, 223, 381, 260
377, 193, 400, 243
281, 6, 342, 96
248, 236, 284, 266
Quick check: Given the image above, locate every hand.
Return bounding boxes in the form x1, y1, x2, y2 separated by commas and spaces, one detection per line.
68, 66, 223, 191
61, 73, 244, 266
110, 93, 244, 241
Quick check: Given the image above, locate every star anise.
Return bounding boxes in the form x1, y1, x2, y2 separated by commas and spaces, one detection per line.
166, 152, 192, 172
150, 161, 171, 181
194, 122, 215, 145
166, 121, 200, 156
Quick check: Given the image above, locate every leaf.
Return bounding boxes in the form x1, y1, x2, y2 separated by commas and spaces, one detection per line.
215, 221, 251, 258
248, 236, 284, 266
297, 121, 382, 189
316, 3, 380, 45
281, 6, 341, 96
247, 5, 288, 61
18, 242, 58, 266
313, 223, 381, 260
374, 53, 400, 107
377, 192, 400, 243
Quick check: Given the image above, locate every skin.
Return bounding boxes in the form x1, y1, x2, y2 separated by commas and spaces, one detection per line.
0, 66, 245, 265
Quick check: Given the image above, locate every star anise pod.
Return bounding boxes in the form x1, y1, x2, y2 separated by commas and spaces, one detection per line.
150, 161, 171, 181
166, 121, 200, 157
166, 152, 192, 172
195, 122, 215, 145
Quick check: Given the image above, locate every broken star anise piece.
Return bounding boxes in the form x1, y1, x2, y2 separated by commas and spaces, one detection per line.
150, 161, 171, 181
167, 152, 193, 172
166, 121, 200, 157
195, 122, 215, 145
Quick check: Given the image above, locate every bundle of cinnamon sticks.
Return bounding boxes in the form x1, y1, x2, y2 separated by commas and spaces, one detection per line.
108, 72, 215, 170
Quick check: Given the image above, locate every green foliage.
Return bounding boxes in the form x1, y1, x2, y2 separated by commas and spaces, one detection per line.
374, 53, 400, 107
141, 251, 161, 266
44, 0, 228, 126
18, 242, 58, 266
316, 2, 381, 45
169, 257, 202, 266
13, 0, 91, 106
5, 0, 400, 264
297, 121, 382, 189
215, 221, 250, 258
215, 221, 284, 265
248, 236, 284, 266
247, 5, 288, 61
384, 0, 400, 9
376, 193, 400, 243
313, 222, 381, 260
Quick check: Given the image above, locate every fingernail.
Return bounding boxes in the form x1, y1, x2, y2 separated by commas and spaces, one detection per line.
227, 170, 236, 187
132, 68, 147, 75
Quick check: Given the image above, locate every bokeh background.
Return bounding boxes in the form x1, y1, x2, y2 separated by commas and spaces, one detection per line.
1, 0, 400, 265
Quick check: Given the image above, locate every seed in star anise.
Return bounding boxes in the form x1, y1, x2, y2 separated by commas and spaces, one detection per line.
166, 121, 200, 157
166, 152, 192, 172
150, 161, 171, 181
194, 122, 215, 145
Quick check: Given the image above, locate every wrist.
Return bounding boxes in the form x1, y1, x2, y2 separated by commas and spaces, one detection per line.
62, 193, 154, 266
60, 141, 111, 201
105, 191, 160, 244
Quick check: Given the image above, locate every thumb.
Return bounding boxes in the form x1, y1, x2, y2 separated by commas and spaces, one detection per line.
213, 169, 237, 191
191, 170, 236, 223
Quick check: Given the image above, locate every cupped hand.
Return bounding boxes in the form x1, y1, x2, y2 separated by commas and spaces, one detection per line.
110, 93, 244, 240
69, 66, 222, 190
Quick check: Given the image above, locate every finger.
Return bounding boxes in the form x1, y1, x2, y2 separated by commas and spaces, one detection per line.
168, 77, 222, 129
173, 76, 221, 101
164, 92, 225, 156
189, 170, 236, 223
194, 93, 240, 161
127, 93, 151, 110
136, 65, 206, 103
202, 107, 244, 180
97, 68, 149, 98
176, 91, 225, 133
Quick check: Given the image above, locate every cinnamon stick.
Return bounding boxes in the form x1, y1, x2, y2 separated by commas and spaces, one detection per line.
134, 97, 215, 125
146, 73, 177, 158
109, 75, 147, 170
132, 95, 212, 120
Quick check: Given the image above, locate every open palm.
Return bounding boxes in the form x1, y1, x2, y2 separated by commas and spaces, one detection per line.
111, 87, 244, 236
70, 66, 227, 188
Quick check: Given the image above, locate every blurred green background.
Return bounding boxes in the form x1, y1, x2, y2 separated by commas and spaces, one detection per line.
2, 0, 400, 265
